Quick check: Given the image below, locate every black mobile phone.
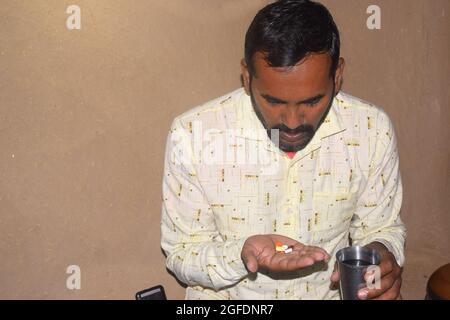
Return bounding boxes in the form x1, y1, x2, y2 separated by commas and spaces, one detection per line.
135, 285, 167, 300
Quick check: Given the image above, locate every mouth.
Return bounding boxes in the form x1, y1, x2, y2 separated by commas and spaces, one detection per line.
279, 132, 307, 143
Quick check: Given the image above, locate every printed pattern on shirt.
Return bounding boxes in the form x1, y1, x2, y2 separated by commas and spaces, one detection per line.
161, 88, 405, 300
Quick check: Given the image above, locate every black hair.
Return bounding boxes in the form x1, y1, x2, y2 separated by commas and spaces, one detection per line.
245, 0, 340, 77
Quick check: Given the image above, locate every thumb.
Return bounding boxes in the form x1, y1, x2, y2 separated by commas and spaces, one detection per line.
241, 248, 258, 273
330, 262, 340, 282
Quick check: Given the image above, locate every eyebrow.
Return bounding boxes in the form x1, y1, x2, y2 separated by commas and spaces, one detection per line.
261, 93, 325, 105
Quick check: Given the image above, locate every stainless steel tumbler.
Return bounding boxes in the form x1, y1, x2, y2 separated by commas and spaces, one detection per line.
336, 246, 381, 300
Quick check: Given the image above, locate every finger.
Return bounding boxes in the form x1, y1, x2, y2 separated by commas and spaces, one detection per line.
270, 244, 330, 272
376, 252, 397, 278
358, 271, 398, 300
274, 248, 330, 272
295, 248, 329, 269
308, 247, 330, 262
330, 262, 340, 282
287, 255, 316, 270
283, 238, 305, 248
292, 243, 307, 252
330, 271, 339, 282
298, 246, 329, 262
372, 278, 402, 300
241, 248, 259, 273
306, 245, 330, 259
271, 254, 315, 272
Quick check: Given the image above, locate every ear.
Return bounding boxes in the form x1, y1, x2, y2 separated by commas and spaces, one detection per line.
334, 57, 345, 95
240, 59, 251, 96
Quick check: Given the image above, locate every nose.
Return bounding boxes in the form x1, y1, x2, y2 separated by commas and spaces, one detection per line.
281, 105, 304, 129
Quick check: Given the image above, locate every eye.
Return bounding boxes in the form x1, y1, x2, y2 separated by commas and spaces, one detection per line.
266, 99, 282, 106
261, 95, 285, 106
305, 99, 321, 107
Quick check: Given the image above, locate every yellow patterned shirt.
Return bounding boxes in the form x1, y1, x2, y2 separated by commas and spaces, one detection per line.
160, 88, 406, 300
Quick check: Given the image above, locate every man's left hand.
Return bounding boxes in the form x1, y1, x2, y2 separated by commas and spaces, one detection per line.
330, 242, 403, 300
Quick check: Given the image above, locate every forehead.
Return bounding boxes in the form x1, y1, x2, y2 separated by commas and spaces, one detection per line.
252, 52, 332, 98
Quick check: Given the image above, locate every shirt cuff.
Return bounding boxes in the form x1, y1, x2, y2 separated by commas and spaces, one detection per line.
355, 237, 405, 267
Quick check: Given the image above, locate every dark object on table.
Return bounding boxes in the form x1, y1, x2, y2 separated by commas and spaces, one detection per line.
426, 263, 450, 300
135, 285, 167, 300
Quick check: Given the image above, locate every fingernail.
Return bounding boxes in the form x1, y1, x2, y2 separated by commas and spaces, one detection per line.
364, 270, 375, 281
358, 289, 368, 300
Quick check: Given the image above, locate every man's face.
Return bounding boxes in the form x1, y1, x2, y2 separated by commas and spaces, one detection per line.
241, 52, 344, 152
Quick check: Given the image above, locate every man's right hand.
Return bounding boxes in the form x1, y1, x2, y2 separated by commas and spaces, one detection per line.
241, 234, 330, 273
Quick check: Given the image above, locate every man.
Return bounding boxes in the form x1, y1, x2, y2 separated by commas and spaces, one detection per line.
161, 0, 405, 300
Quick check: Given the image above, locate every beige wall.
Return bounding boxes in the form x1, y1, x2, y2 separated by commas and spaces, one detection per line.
0, 0, 448, 300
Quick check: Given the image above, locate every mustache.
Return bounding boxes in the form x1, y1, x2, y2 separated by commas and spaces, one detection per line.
270, 123, 315, 135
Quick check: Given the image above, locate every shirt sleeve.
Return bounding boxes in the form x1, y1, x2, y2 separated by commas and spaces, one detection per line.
160, 118, 249, 291
350, 111, 406, 267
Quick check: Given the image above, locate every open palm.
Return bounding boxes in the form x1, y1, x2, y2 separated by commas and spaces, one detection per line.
241, 234, 330, 273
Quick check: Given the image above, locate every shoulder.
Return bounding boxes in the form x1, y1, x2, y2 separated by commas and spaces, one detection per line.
336, 91, 395, 135
171, 88, 246, 132
335, 92, 399, 172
